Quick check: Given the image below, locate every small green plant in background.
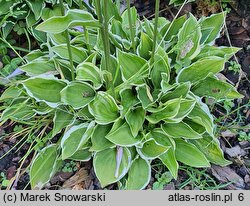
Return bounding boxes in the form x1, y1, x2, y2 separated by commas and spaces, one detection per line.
228, 60, 241, 74
177, 166, 231, 190
0, 0, 244, 190
62, 161, 78, 173
0, 172, 10, 189
238, 132, 250, 142
153, 172, 173, 190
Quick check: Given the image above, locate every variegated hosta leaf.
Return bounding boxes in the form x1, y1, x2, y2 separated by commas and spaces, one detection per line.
187, 103, 214, 136
126, 157, 151, 190
52, 44, 88, 63
22, 76, 67, 108
137, 32, 153, 60
90, 124, 114, 152
102, 0, 122, 22
106, 119, 143, 147
150, 54, 170, 89
121, 7, 138, 42
36, 9, 100, 33
146, 98, 181, 124
0, 102, 35, 122
191, 134, 231, 166
60, 81, 95, 109
0, 86, 22, 101
52, 108, 74, 137
125, 107, 145, 137
119, 88, 139, 116
177, 13, 201, 60
161, 82, 191, 103
93, 147, 131, 187
175, 138, 210, 167
20, 59, 56, 76
195, 45, 241, 61
136, 84, 155, 109
69, 149, 92, 161
161, 15, 186, 41
30, 144, 61, 189
137, 138, 170, 160
76, 62, 103, 89
88, 92, 120, 124
61, 122, 95, 160
200, 12, 224, 44
118, 50, 148, 83
162, 121, 203, 139
165, 99, 196, 123
149, 129, 178, 179
177, 56, 225, 83
192, 76, 243, 100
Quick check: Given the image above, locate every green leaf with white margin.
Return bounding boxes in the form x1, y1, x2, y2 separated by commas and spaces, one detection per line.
61, 122, 95, 160
93, 147, 131, 187
90, 124, 114, 152
177, 13, 201, 60
36, 9, 100, 33
200, 12, 224, 44
119, 88, 139, 116
106, 119, 143, 147
175, 138, 210, 167
52, 108, 74, 137
137, 138, 169, 160
192, 76, 243, 100
195, 46, 241, 61
161, 15, 186, 41
76, 62, 103, 89
60, 81, 95, 109
146, 98, 181, 124
161, 82, 191, 103
122, 7, 137, 41
30, 144, 61, 189
126, 157, 151, 190
137, 32, 153, 60
184, 119, 207, 135
162, 122, 202, 139
0, 86, 22, 101
136, 84, 155, 109
118, 50, 148, 83
52, 44, 87, 63
0, 103, 35, 122
68, 149, 92, 161
149, 129, 178, 179
187, 101, 214, 136
26, 0, 45, 20
150, 54, 170, 89
177, 56, 225, 83
22, 76, 67, 108
165, 98, 196, 123
88, 92, 120, 125
125, 107, 145, 137
20, 60, 56, 76
191, 134, 231, 166
88, 91, 119, 124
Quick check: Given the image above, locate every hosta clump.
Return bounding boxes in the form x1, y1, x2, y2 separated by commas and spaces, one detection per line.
0, 1, 243, 189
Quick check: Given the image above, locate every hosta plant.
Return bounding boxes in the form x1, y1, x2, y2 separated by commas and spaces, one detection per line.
0, 0, 243, 189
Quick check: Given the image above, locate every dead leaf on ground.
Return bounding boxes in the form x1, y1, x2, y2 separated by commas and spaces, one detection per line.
221, 130, 236, 138
6, 166, 16, 180
211, 165, 245, 189
225, 145, 247, 158
50, 172, 73, 185
62, 168, 89, 189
